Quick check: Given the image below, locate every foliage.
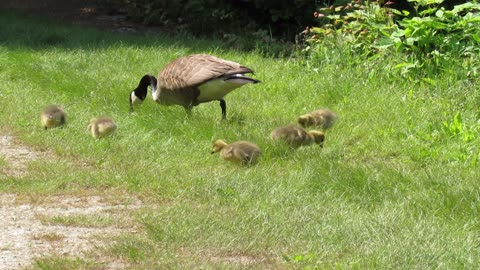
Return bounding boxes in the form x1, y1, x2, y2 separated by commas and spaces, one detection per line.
305, 0, 480, 79
99, 0, 317, 40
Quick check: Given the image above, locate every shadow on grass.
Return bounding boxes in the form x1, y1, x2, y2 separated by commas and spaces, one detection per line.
0, 9, 235, 53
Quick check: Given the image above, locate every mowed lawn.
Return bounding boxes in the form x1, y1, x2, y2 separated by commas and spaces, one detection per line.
1, 10, 480, 269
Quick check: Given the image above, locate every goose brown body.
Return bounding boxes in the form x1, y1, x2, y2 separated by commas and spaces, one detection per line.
130, 54, 260, 119
41, 105, 66, 129
211, 140, 261, 165
298, 108, 337, 130
87, 117, 117, 139
270, 125, 325, 148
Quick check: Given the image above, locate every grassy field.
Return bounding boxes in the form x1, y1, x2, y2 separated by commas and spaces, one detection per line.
1, 9, 480, 269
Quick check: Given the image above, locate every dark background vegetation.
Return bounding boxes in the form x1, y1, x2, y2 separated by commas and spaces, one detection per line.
2, 0, 470, 41
98, 0, 470, 38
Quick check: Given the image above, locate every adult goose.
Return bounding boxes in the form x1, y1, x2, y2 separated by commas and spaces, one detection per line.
129, 54, 260, 119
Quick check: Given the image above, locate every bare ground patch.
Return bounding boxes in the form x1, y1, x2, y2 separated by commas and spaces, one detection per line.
0, 193, 143, 270
0, 135, 53, 177
0, 134, 145, 269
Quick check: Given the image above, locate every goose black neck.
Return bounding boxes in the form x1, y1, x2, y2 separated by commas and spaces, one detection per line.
134, 74, 156, 100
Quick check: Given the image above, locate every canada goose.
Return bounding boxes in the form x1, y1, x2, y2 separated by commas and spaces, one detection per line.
40, 105, 66, 129
130, 54, 260, 119
211, 139, 261, 165
87, 117, 117, 139
298, 108, 337, 130
270, 125, 325, 148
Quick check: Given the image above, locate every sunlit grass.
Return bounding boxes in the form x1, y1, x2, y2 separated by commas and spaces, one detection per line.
1, 9, 480, 269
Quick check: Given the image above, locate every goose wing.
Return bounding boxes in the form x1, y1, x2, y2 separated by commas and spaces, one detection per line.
158, 54, 254, 90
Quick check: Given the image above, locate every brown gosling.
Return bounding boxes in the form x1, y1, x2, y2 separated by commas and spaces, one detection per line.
211, 140, 261, 165
298, 108, 337, 130
87, 117, 117, 139
270, 125, 325, 148
40, 105, 66, 130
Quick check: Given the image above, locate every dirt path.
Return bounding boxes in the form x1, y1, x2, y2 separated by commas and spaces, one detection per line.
0, 135, 143, 269
0, 135, 51, 177
0, 194, 142, 269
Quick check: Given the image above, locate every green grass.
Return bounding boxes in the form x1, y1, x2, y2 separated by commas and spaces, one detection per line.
38, 214, 115, 228
1, 9, 480, 269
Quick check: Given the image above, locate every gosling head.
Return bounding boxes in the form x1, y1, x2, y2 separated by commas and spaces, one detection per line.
298, 113, 314, 128
40, 105, 66, 130
211, 139, 228, 154
129, 74, 157, 112
309, 130, 326, 147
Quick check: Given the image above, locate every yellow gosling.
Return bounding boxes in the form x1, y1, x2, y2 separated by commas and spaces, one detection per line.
87, 117, 117, 139
40, 105, 66, 130
298, 108, 337, 130
270, 125, 325, 148
211, 139, 261, 165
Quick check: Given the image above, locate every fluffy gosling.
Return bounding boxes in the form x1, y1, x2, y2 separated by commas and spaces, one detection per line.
298, 108, 337, 130
87, 117, 117, 139
211, 139, 261, 165
41, 105, 66, 129
270, 125, 325, 148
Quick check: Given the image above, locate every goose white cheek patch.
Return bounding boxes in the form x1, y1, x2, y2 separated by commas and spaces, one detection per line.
131, 92, 143, 105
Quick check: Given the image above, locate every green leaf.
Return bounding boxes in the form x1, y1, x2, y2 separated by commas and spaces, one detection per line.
326, 14, 340, 20
372, 38, 395, 49
452, 2, 480, 14
419, 8, 438, 16
472, 33, 480, 43
435, 9, 444, 18
391, 29, 405, 38
421, 77, 437, 86
405, 37, 417, 46
394, 62, 418, 69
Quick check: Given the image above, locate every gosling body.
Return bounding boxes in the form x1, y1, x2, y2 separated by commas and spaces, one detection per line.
41, 105, 66, 129
270, 125, 325, 148
130, 54, 260, 119
88, 117, 117, 139
298, 108, 337, 130
211, 140, 261, 165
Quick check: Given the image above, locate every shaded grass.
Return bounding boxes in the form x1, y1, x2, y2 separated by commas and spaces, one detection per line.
1, 9, 480, 269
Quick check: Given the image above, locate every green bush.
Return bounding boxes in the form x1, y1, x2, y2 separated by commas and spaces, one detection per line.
305, 0, 480, 79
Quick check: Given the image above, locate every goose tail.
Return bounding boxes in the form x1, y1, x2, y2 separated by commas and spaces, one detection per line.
224, 74, 261, 85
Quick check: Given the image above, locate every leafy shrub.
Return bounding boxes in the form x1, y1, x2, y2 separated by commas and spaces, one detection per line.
305, 0, 480, 79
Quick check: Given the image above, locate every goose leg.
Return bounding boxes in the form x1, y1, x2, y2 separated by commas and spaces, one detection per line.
219, 99, 226, 120
184, 105, 193, 117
